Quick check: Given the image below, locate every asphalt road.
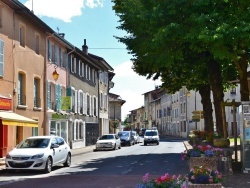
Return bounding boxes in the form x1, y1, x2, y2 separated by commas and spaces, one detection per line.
0, 136, 188, 188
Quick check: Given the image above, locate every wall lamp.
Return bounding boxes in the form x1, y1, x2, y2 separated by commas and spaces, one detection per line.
47, 62, 59, 81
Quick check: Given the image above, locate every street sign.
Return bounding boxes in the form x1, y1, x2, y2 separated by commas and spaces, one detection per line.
192, 110, 203, 115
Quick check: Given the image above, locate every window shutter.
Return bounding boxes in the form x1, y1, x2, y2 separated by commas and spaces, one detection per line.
77, 91, 80, 114
74, 58, 76, 73
74, 90, 78, 113
83, 93, 87, 115
48, 40, 51, 61
95, 97, 98, 116
71, 55, 73, 73
0, 40, 4, 77
58, 85, 62, 111
73, 121, 76, 140
64, 52, 67, 68
59, 48, 62, 66
47, 82, 51, 109
89, 96, 92, 116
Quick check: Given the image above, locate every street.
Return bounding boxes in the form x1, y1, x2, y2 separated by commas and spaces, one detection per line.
0, 136, 188, 188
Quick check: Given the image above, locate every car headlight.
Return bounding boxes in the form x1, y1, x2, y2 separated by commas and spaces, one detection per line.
31, 153, 44, 159
6, 154, 11, 159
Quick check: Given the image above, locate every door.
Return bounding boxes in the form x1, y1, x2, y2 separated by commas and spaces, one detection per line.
16, 126, 23, 145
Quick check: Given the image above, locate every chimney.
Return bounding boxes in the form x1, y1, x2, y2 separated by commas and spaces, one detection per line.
82, 39, 88, 54
58, 33, 65, 38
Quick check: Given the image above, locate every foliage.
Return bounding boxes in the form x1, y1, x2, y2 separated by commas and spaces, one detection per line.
181, 144, 224, 160
188, 165, 223, 184
136, 173, 187, 188
192, 130, 221, 142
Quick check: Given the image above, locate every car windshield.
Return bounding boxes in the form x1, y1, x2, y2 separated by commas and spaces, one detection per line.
145, 132, 158, 136
118, 132, 129, 137
17, 138, 50, 149
99, 135, 114, 140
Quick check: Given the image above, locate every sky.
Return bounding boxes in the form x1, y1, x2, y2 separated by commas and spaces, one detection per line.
19, 0, 161, 120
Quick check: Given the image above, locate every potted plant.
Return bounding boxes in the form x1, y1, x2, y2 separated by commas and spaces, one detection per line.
187, 165, 223, 187
136, 172, 186, 188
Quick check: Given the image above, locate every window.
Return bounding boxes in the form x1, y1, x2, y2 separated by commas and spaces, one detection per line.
32, 127, 38, 136
73, 120, 84, 140
71, 56, 76, 73
92, 69, 96, 83
100, 93, 103, 109
18, 72, 26, 105
79, 60, 84, 77
79, 91, 83, 114
63, 51, 67, 68
19, 24, 26, 47
59, 48, 62, 66
230, 87, 236, 94
35, 33, 40, 54
0, 39, 4, 77
34, 78, 41, 108
87, 94, 90, 115
83, 92, 87, 115
55, 84, 62, 112
53, 44, 58, 65
48, 40, 52, 61
86, 64, 89, 79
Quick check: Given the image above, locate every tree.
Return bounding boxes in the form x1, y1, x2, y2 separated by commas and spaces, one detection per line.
112, 0, 241, 136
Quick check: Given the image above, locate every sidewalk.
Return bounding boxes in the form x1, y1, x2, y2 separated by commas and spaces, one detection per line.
0, 145, 96, 173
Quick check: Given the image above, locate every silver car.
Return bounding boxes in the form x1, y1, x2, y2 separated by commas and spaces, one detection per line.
5, 136, 71, 173
95, 134, 121, 151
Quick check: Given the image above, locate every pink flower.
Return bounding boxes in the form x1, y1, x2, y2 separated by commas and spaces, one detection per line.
142, 173, 149, 182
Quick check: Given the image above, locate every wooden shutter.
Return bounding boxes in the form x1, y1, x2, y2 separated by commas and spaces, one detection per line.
83, 93, 87, 115
73, 121, 76, 140
77, 91, 80, 114
47, 82, 51, 109
74, 90, 77, 113
48, 40, 51, 61
95, 96, 98, 116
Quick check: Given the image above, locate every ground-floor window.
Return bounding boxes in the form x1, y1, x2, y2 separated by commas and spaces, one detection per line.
50, 120, 67, 141
32, 127, 38, 136
73, 119, 85, 141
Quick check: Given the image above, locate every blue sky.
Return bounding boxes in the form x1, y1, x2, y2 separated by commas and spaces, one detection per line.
19, 0, 161, 120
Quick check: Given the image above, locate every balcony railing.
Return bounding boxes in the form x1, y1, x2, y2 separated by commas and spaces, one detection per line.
34, 97, 41, 108
18, 94, 26, 105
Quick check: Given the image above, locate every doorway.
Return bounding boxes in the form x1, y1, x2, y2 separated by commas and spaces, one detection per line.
16, 126, 23, 145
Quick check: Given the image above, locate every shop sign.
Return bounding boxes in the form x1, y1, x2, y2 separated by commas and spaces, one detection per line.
0, 97, 12, 110
61, 96, 71, 111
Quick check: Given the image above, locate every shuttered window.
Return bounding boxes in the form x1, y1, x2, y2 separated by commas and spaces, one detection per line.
47, 82, 52, 109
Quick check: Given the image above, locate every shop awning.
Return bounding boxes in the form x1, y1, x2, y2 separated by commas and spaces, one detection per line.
0, 111, 38, 127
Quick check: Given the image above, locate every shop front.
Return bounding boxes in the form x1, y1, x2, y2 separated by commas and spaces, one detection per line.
0, 96, 38, 157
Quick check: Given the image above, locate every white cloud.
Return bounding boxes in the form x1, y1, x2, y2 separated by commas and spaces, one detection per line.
23, 0, 104, 22
111, 61, 162, 120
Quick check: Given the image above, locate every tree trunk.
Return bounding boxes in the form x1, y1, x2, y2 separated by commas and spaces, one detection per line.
234, 56, 249, 101
207, 60, 224, 136
198, 85, 214, 132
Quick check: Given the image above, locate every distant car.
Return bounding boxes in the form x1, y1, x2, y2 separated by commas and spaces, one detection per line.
95, 134, 121, 151
132, 131, 140, 144
144, 129, 160, 145
5, 136, 71, 173
118, 131, 135, 146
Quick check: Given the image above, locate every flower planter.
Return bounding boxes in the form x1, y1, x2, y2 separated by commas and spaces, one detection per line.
188, 182, 222, 188
189, 157, 217, 170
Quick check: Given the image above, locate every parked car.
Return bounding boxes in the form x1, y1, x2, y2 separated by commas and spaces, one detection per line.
132, 131, 140, 144
144, 129, 160, 145
95, 134, 121, 151
118, 131, 135, 146
5, 136, 71, 173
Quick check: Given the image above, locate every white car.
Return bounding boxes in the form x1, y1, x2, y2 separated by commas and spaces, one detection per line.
144, 129, 160, 145
95, 134, 121, 151
132, 131, 140, 144
5, 136, 71, 173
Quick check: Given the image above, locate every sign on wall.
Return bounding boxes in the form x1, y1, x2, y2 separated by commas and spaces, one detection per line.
0, 97, 12, 110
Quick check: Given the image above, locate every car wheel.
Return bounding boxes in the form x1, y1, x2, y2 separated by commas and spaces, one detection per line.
113, 144, 116, 150
44, 157, 52, 173
157, 141, 159, 145
63, 153, 71, 167
118, 144, 121, 149
144, 142, 147, 146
